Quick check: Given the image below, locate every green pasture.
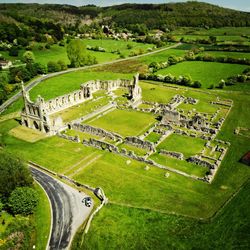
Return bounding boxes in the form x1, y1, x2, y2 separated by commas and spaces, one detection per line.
86, 109, 157, 137
139, 48, 186, 64
157, 61, 247, 88
0, 119, 99, 173
200, 51, 250, 59
30, 71, 133, 101
82, 38, 154, 57
157, 134, 205, 158
80, 179, 250, 250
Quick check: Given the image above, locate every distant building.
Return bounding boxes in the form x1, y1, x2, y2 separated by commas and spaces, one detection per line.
0, 60, 12, 69
240, 151, 250, 166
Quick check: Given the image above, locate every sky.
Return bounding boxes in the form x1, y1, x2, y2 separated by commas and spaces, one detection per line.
0, 0, 249, 12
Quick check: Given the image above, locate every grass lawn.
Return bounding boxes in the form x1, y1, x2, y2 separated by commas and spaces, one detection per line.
79, 179, 250, 250
0, 119, 100, 173
9, 125, 46, 142
50, 96, 110, 123
200, 51, 250, 60
118, 143, 148, 156
157, 134, 205, 158
73, 152, 217, 217
30, 71, 133, 101
140, 81, 186, 103
87, 109, 157, 137
81, 38, 154, 58
33, 183, 51, 250
157, 61, 247, 88
150, 153, 208, 177
144, 132, 161, 143
139, 48, 187, 64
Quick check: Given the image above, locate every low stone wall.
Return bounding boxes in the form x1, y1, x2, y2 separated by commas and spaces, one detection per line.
124, 136, 155, 152
83, 138, 119, 152
160, 149, 184, 160
72, 123, 122, 141
187, 156, 215, 169
57, 132, 80, 143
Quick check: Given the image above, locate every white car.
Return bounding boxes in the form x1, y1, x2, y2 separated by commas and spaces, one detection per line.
82, 197, 92, 207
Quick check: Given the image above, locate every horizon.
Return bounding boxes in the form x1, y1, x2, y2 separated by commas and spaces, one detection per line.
0, 0, 249, 12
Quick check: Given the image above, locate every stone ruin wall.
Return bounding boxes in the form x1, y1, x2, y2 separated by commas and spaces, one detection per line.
124, 136, 155, 152
21, 74, 141, 135
71, 123, 122, 141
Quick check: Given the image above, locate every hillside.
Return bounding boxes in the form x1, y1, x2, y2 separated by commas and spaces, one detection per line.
0, 1, 249, 44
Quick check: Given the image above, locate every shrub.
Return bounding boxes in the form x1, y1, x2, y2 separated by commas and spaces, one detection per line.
193, 80, 202, 88
47, 61, 61, 72
9, 187, 38, 215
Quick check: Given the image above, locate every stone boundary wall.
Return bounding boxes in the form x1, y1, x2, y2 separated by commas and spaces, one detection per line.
72, 123, 122, 141
124, 136, 155, 152
83, 138, 119, 152
57, 132, 80, 143
187, 156, 215, 169
160, 149, 184, 160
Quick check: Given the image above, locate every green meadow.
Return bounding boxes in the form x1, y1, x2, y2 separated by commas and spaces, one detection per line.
157, 61, 247, 88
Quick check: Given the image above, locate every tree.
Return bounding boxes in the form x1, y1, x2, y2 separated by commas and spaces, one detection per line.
0, 200, 3, 213
23, 51, 35, 64
0, 152, 33, 199
47, 61, 61, 72
67, 39, 87, 67
57, 60, 67, 70
9, 47, 19, 57
9, 187, 38, 215
193, 80, 202, 88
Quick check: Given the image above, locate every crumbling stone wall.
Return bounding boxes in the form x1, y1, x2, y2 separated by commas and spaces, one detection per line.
72, 123, 122, 141
83, 138, 119, 152
160, 150, 184, 160
124, 136, 155, 152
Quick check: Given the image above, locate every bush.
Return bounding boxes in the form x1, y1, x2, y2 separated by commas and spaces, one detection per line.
193, 80, 202, 88
9, 187, 38, 215
47, 61, 61, 72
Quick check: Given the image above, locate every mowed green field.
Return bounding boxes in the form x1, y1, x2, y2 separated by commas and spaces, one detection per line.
50, 96, 110, 123
157, 61, 247, 88
29, 71, 133, 101
87, 109, 157, 137
78, 179, 250, 250
139, 48, 186, 64
157, 134, 205, 158
1, 39, 155, 66
140, 81, 186, 103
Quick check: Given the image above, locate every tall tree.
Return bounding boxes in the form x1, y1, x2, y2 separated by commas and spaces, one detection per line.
67, 39, 86, 67
0, 152, 33, 199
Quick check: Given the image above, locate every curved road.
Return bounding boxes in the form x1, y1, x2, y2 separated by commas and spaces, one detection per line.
31, 167, 93, 250
0, 43, 181, 113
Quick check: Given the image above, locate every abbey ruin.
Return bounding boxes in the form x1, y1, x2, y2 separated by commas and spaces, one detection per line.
21, 74, 141, 135
20, 74, 232, 184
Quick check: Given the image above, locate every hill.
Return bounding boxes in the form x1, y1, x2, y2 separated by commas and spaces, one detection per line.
0, 2, 250, 44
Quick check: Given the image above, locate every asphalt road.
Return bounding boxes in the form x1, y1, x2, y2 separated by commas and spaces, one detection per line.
0, 43, 181, 114
30, 167, 93, 250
